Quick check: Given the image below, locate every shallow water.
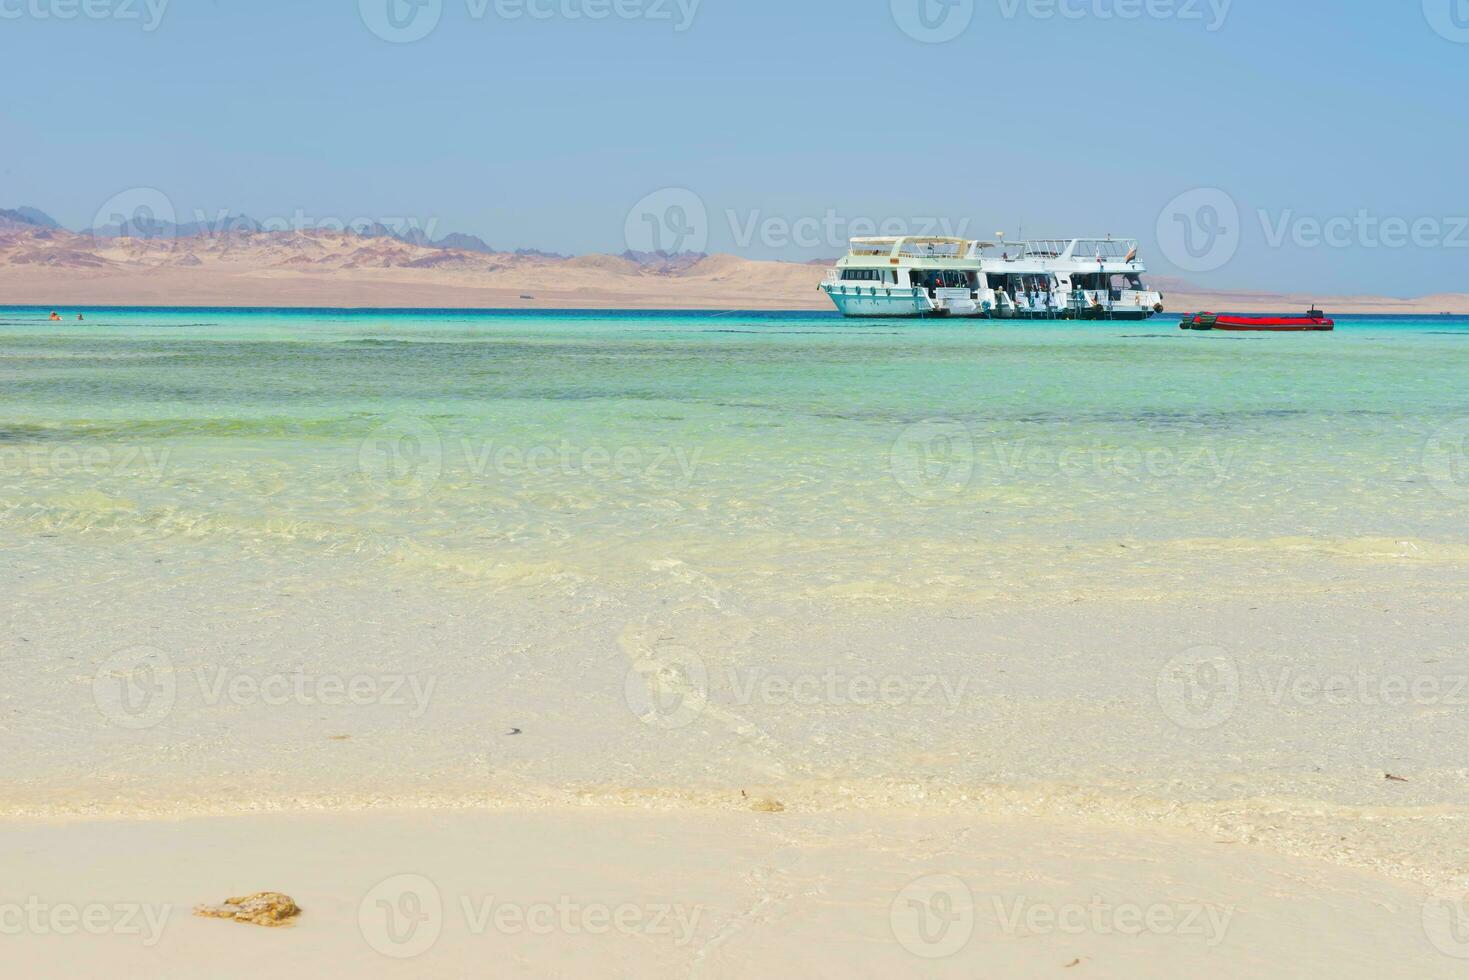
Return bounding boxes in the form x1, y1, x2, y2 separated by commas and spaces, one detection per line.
3, 308, 1465, 597
2, 308, 1467, 883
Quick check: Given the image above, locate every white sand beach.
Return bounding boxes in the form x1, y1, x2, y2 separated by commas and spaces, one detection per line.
6, 808, 1467, 979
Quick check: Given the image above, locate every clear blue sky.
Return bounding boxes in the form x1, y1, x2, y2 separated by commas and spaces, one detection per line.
2, 0, 1466, 293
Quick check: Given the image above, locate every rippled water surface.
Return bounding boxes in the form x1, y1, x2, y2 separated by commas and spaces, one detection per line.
3, 308, 1467, 884
3, 308, 1465, 600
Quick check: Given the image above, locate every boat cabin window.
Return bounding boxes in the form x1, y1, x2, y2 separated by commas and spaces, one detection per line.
989, 274, 1055, 293
840, 269, 884, 281
1070, 272, 1147, 299
912, 270, 977, 290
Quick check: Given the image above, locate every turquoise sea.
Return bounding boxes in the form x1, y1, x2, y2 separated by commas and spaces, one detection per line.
4, 308, 1466, 585
3, 307, 1468, 883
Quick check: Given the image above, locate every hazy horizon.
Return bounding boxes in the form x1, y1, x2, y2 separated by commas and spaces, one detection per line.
4, 2, 1468, 295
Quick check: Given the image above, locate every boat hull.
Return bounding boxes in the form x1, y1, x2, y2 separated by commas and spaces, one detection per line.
1182, 313, 1335, 332
821, 285, 983, 318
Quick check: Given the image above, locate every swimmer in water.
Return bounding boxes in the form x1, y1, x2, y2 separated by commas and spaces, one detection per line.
50, 311, 61, 321
77, 314, 84, 321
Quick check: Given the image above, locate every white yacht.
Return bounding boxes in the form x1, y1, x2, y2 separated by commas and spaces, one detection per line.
822, 234, 1165, 320
983, 237, 1165, 321
820, 237, 984, 318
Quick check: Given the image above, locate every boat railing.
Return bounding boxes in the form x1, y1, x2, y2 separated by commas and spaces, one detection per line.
894, 245, 966, 260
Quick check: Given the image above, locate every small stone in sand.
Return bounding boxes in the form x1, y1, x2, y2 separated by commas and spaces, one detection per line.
750, 799, 786, 813
194, 892, 301, 927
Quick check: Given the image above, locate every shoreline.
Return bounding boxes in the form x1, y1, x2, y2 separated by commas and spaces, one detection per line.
5, 806, 1465, 978
4, 303, 1469, 318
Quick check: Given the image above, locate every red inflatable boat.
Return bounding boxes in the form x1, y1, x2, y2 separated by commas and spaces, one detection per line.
1182, 309, 1334, 332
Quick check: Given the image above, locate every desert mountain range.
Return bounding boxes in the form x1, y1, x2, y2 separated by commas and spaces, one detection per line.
2, 207, 1465, 314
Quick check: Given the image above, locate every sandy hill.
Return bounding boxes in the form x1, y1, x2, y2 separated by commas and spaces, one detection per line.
1, 224, 1465, 313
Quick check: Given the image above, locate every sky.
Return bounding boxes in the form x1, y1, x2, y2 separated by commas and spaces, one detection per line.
2, 0, 1467, 294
